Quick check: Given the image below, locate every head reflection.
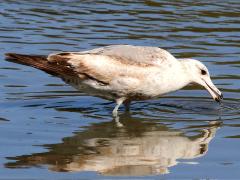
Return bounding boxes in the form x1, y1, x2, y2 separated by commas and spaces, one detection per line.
6, 115, 220, 176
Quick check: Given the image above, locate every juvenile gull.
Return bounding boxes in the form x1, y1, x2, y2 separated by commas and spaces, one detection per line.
5, 45, 223, 116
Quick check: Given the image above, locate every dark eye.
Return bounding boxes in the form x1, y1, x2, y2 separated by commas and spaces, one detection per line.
201, 69, 207, 75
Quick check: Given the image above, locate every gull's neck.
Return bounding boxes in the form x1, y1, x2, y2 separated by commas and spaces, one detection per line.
151, 59, 193, 97
178, 58, 194, 77
177, 58, 197, 85
172, 59, 193, 88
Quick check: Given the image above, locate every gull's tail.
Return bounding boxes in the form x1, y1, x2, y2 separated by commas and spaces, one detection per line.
5, 53, 76, 77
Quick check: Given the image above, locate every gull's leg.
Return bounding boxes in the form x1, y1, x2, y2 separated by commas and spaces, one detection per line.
112, 97, 126, 117
124, 100, 131, 112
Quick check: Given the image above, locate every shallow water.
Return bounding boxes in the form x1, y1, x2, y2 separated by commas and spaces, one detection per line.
0, 0, 240, 179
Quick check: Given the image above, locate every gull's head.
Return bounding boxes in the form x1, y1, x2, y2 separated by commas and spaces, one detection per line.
181, 58, 223, 102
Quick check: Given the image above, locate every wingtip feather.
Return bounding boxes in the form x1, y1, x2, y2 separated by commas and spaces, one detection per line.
5, 53, 16, 59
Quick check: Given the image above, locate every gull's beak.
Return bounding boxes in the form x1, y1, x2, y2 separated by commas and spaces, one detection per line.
201, 77, 223, 103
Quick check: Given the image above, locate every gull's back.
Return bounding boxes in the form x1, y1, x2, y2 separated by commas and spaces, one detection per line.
74, 45, 176, 66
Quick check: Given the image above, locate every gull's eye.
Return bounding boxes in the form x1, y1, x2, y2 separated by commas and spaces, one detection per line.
201, 69, 207, 75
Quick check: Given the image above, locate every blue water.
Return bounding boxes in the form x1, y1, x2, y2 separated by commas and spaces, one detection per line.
0, 1, 240, 179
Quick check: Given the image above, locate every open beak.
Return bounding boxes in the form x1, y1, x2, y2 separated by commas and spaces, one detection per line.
201, 78, 223, 103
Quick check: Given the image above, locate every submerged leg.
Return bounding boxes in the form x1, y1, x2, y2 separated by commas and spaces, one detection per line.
114, 116, 123, 127
124, 100, 131, 112
112, 97, 126, 117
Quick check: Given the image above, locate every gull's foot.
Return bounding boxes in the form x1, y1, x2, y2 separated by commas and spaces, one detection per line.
114, 116, 123, 127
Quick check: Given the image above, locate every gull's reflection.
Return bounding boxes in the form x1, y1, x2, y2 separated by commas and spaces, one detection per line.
5, 115, 221, 176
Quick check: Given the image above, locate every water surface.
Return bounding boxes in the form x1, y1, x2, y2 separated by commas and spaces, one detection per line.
0, 0, 240, 179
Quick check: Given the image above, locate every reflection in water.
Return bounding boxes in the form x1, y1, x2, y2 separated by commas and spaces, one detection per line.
5, 115, 221, 176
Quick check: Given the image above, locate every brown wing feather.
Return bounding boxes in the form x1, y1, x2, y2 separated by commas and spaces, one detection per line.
5, 53, 77, 77
49, 53, 111, 85
77, 61, 110, 85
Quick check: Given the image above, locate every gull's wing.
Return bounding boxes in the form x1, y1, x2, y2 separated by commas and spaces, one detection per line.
47, 45, 178, 94
73, 45, 177, 66
5, 45, 178, 98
